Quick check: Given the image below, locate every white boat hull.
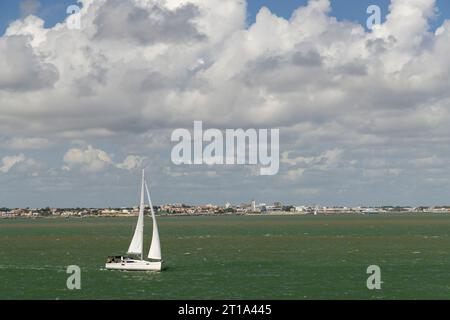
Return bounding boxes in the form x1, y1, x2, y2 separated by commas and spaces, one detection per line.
105, 259, 162, 271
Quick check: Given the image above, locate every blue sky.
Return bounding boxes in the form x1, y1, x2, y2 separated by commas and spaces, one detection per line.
247, 0, 450, 29
0, 0, 73, 33
2, 0, 450, 35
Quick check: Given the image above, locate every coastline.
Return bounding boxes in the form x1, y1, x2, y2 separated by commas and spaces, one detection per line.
1, 211, 447, 219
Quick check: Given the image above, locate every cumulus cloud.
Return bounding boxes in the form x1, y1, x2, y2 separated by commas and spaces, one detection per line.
285, 168, 306, 181
94, 0, 205, 44
0, 154, 26, 173
282, 148, 344, 183
62, 145, 146, 173
0, 35, 58, 91
63, 145, 113, 172
116, 155, 146, 170
3, 0, 448, 136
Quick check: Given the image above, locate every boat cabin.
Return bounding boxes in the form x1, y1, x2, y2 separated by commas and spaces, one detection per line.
106, 256, 136, 263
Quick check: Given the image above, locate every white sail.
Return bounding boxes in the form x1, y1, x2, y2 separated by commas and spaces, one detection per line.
145, 181, 162, 260
127, 170, 145, 257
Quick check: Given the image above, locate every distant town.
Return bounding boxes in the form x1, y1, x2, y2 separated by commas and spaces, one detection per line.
2, 201, 450, 218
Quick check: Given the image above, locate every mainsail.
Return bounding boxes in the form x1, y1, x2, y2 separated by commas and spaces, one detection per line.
127, 170, 145, 257
145, 181, 162, 260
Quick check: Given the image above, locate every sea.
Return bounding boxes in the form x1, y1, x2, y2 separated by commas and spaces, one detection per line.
1, 214, 450, 299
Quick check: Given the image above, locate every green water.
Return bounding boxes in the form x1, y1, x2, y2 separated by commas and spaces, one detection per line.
1, 214, 450, 300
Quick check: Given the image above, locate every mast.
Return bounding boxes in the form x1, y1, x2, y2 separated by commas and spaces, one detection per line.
140, 169, 144, 261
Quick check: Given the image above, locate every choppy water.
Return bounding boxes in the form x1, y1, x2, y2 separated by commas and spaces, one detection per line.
1, 214, 450, 299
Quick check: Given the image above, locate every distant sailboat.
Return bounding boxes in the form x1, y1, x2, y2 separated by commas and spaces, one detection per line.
105, 169, 163, 271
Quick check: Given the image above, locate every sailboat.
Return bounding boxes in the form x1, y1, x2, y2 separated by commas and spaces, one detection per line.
105, 169, 163, 271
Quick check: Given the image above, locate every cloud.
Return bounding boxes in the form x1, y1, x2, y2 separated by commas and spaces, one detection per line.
0, 154, 26, 173
62, 145, 147, 173
408, 155, 446, 168
285, 168, 306, 181
0, 35, 58, 91
3, 0, 448, 136
116, 155, 146, 170
282, 148, 343, 182
63, 145, 112, 172
1, 137, 52, 150
94, 0, 205, 45
282, 148, 343, 169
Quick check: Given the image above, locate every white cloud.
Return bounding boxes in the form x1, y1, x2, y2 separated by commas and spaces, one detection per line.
0, 33, 58, 91
62, 146, 146, 172
116, 155, 146, 170
0, 0, 448, 139
93, 0, 205, 45
63, 145, 112, 172
0, 154, 26, 173
284, 168, 306, 181
1, 137, 52, 149
282, 148, 343, 169
282, 148, 343, 182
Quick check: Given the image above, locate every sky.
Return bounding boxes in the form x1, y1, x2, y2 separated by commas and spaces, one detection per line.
3, 0, 450, 34
2, 0, 450, 208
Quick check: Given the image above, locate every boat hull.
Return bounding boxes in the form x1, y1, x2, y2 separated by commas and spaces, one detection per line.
105, 259, 162, 271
